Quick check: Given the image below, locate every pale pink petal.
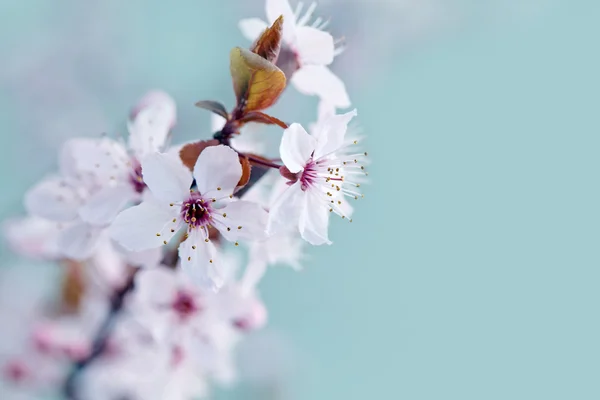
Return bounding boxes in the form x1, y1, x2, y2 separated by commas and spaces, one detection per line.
238, 18, 269, 41
193, 145, 241, 198
134, 268, 179, 308
230, 123, 266, 155
110, 201, 181, 252
291, 65, 351, 109
211, 113, 227, 133
142, 153, 193, 204
24, 177, 81, 222
296, 26, 334, 65
299, 191, 331, 245
63, 137, 130, 183
280, 123, 315, 173
212, 200, 268, 242
266, 0, 297, 43
3, 216, 62, 260
58, 222, 103, 260
129, 91, 177, 158
179, 229, 223, 291
313, 109, 358, 159
78, 184, 135, 226
267, 181, 304, 235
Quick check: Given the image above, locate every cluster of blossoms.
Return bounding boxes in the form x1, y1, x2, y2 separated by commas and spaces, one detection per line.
1, 1, 368, 399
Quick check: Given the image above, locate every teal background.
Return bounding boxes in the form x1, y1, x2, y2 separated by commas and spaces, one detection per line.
2, 1, 600, 399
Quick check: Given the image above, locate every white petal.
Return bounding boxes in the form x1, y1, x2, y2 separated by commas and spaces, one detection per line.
212, 200, 268, 242
266, 0, 297, 43
142, 153, 193, 204
299, 191, 331, 245
179, 230, 223, 291
63, 137, 130, 183
211, 113, 227, 133
117, 246, 163, 269
24, 177, 81, 222
58, 222, 103, 260
193, 145, 241, 199
110, 201, 181, 252
79, 185, 135, 226
292, 65, 351, 109
280, 123, 315, 173
3, 216, 62, 260
230, 123, 266, 155
129, 91, 177, 158
267, 181, 304, 235
313, 109, 358, 160
296, 26, 335, 65
134, 268, 179, 308
238, 18, 268, 41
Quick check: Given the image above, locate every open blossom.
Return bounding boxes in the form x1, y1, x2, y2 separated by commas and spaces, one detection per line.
268, 109, 366, 245
71, 91, 177, 226
127, 265, 262, 387
239, 0, 351, 109
110, 145, 268, 290
21, 92, 176, 261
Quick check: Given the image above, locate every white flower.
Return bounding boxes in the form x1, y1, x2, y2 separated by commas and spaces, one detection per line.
110, 145, 268, 290
268, 109, 366, 245
127, 267, 251, 385
71, 91, 177, 226
239, 0, 351, 109
21, 93, 177, 261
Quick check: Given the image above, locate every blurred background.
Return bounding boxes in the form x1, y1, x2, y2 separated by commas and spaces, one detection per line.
2, 0, 600, 399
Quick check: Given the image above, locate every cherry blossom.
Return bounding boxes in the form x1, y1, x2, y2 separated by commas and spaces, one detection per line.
110, 145, 268, 290
268, 109, 366, 245
239, 0, 351, 109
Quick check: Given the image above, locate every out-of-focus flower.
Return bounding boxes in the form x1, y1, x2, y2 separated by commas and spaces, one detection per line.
3, 216, 64, 260
268, 109, 365, 245
110, 146, 268, 290
239, 0, 351, 109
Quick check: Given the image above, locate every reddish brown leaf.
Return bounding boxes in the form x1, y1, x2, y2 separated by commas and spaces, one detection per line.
230, 47, 286, 113
238, 111, 288, 129
251, 15, 283, 63
61, 260, 86, 314
237, 155, 252, 188
179, 139, 219, 170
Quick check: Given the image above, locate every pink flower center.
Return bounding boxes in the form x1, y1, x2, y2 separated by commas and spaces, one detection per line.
3, 360, 28, 383
180, 192, 212, 228
172, 290, 199, 319
129, 158, 146, 194
300, 159, 319, 191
